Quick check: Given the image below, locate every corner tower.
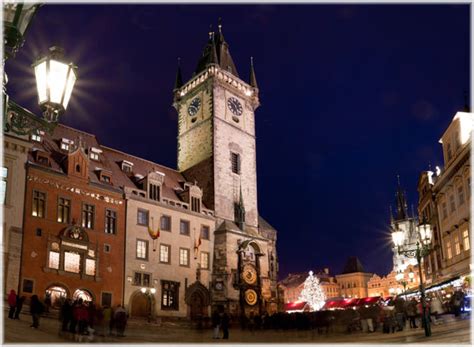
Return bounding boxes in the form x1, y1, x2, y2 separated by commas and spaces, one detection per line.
174, 24, 260, 229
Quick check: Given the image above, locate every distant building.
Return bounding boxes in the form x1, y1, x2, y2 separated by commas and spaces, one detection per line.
367, 266, 420, 297
279, 268, 340, 305
335, 257, 373, 299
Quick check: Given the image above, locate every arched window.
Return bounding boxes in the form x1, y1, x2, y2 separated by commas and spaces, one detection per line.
75, 164, 81, 173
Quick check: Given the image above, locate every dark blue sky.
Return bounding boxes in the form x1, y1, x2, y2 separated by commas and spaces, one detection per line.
6, 4, 470, 278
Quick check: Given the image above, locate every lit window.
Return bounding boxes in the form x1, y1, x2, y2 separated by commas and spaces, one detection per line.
160, 244, 170, 263
180, 220, 190, 235
121, 161, 133, 173
1, 167, 8, 204
32, 191, 46, 218
160, 215, 171, 231
31, 133, 42, 142
133, 272, 150, 286
101, 175, 111, 183
454, 235, 461, 255
161, 280, 179, 310
201, 225, 210, 240
105, 209, 117, 234
82, 204, 95, 229
179, 248, 190, 267
90, 152, 99, 161
60, 142, 69, 151
458, 185, 465, 205
57, 198, 71, 224
463, 230, 470, 251
200, 252, 209, 270
136, 240, 148, 260
85, 259, 96, 276
64, 251, 81, 273
446, 241, 452, 259
48, 251, 60, 269
231, 152, 241, 174
137, 209, 149, 226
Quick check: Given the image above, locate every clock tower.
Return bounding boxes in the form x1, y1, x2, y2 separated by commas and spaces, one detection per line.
173, 23, 278, 316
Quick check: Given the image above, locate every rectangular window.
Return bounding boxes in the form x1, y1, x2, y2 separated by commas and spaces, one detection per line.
458, 185, 465, 205
179, 248, 190, 267
180, 220, 190, 236
64, 251, 81, 273
101, 175, 111, 183
191, 197, 201, 213
48, 251, 60, 269
446, 241, 452, 259
132, 272, 150, 286
454, 235, 461, 255
105, 209, 117, 234
85, 259, 96, 276
1, 167, 8, 204
31, 134, 42, 142
463, 229, 470, 251
90, 152, 99, 161
32, 191, 46, 218
137, 209, 149, 226
82, 204, 95, 229
60, 142, 69, 151
441, 202, 448, 220
201, 225, 210, 240
200, 252, 209, 270
22, 279, 34, 293
136, 239, 148, 260
104, 244, 111, 253
101, 292, 112, 307
449, 195, 456, 213
231, 152, 241, 174
160, 215, 171, 231
160, 244, 170, 263
57, 198, 71, 224
122, 162, 133, 173
161, 281, 179, 310
149, 183, 160, 201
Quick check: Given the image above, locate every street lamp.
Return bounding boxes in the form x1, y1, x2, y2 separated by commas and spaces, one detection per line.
392, 217, 433, 337
3, 2, 41, 59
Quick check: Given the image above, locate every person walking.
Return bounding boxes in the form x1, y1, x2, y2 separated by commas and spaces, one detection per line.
406, 298, 418, 328
60, 299, 73, 332
44, 292, 51, 314
30, 295, 44, 329
430, 294, 444, 324
211, 309, 221, 339
394, 297, 406, 331
102, 305, 113, 336
8, 290, 17, 319
221, 309, 230, 340
452, 290, 464, 317
14, 295, 26, 320
114, 305, 128, 337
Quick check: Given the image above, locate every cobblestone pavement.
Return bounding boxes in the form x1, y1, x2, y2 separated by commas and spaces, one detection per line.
3, 313, 472, 344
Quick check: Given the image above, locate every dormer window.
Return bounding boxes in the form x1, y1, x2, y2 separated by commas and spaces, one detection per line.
101, 174, 111, 184
89, 147, 102, 161
191, 196, 201, 213
121, 160, 134, 173
60, 138, 74, 152
31, 130, 44, 143
149, 183, 160, 201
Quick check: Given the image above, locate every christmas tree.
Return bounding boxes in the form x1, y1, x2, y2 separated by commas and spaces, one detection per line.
298, 270, 326, 311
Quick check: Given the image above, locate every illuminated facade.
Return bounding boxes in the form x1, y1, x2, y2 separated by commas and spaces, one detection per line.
367, 266, 420, 297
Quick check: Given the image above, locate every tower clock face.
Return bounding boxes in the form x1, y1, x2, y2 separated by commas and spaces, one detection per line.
188, 97, 201, 117
245, 289, 258, 306
241, 264, 257, 285
227, 97, 243, 116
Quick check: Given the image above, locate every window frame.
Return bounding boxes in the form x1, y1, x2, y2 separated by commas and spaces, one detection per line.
200, 225, 210, 240
161, 280, 180, 311
57, 196, 71, 224
32, 190, 46, 218
179, 219, 190, 236
137, 208, 149, 226
1, 166, 8, 205
105, 208, 117, 234
200, 251, 210, 270
160, 215, 171, 232
159, 243, 171, 264
179, 247, 190, 267
463, 229, 470, 251
136, 239, 149, 261
81, 203, 96, 229
231, 152, 241, 174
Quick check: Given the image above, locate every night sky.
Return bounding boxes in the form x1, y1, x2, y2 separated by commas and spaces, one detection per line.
6, 4, 470, 279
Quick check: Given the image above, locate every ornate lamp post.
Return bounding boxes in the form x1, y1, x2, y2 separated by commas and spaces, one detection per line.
3, 3, 77, 135
392, 217, 433, 337
395, 272, 408, 299
141, 287, 156, 320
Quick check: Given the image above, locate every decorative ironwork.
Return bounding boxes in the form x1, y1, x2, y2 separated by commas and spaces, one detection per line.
4, 100, 56, 136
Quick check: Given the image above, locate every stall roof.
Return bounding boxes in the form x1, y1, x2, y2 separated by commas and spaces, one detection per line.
284, 301, 307, 311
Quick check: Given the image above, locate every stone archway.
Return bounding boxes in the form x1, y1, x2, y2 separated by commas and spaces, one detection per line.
130, 292, 151, 318
73, 288, 94, 303
185, 282, 210, 319
45, 284, 69, 308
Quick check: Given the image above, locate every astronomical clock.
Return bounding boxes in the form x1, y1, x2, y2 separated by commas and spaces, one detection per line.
237, 241, 262, 316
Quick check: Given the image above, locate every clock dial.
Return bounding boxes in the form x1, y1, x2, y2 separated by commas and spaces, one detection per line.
241, 264, 257, 285
227, 97, 243, 116
188, 97, 201, 117
245, 289, 258, 306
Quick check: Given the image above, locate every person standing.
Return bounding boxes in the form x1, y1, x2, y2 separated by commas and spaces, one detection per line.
8, 290, 17, 319
102, 305, 113, 336
406, 298, 418, 328
60, 299, 73, 332
114, 305, 128, 337
221, 310, 230, 340
211, 309, 221, 339
14, 295, 26, 320
30, 295, 44, 329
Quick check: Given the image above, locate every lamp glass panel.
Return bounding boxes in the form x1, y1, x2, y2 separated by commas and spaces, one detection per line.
62, 67, 77, 109
34, 61, 48, 103
48, 60, 69, 104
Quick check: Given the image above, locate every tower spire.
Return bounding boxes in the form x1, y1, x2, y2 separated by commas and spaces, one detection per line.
235, 180, 246, 231
210, 31, 218, 65
389, 205, 394, 224
395, 175, 408, 220
249, 56, 258, 89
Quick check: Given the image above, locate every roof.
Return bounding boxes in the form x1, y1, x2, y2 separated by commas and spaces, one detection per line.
341, 256, 366, 274
284, 301, 307, 312
279, 270, 335, 288
322, 296, 382, 310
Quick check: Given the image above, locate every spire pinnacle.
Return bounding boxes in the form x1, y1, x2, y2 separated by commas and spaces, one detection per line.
394, 175, 408, 221
174, 57, 183, 90
218, 17, 222, 33
249, 56, 258, 89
